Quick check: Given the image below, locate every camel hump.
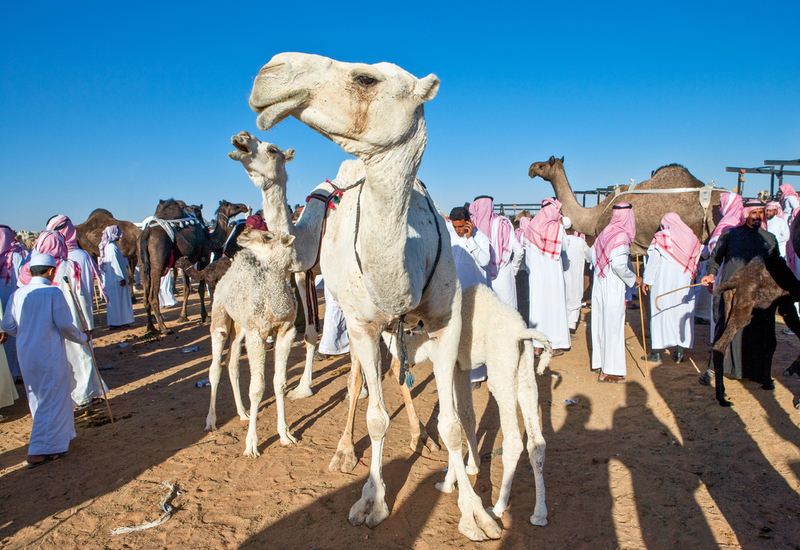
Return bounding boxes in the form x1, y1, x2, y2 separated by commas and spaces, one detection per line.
639, 164, 704, 190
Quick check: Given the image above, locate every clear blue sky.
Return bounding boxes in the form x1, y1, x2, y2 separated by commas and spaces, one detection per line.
2, 1, 798, 231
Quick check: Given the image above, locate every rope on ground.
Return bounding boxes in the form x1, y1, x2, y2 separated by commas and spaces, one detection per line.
110, 481, 181, 535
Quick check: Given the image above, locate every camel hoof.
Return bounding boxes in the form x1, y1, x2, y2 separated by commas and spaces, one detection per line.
466, 463, 480, 476
238, 413, 250, 421
486, 506, 502, 520
435, 480, 454, 494
244, 446, 261, 458
177, 316, 189, 323
349, 496, 390, 529
329, 448, 358, 473
718, 400, 734, 407
458, 509, 502, 541
205, 422, 217, 432
530, 514, 548, 526
288, 385, 314, 400
279, 432, 298, 446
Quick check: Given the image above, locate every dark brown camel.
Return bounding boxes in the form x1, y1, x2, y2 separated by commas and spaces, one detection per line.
711, 255, 800, 406
138, 199, 211, 335
209, 200, 249, 261
177, 257, 232, 300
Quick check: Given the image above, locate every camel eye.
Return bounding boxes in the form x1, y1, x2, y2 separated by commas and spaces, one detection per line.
356, 75, 377, 87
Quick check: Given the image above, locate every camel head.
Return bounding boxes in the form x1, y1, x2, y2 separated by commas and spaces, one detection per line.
217, 200, 250, 220
237, 228, 296, 270
248, 53, 440, 158
229, 131, 294, 192
528, 156, 565, 182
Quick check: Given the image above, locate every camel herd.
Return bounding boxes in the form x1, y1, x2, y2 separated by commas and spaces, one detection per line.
18, 52, 794, 541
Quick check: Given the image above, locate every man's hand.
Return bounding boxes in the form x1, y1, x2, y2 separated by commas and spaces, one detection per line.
701, 274, 714, 294
464, 220, 475, 238
641, 284, 650, 296
0, 333, 7, 345
635, 275, 643, 289
120, 280, 127, 287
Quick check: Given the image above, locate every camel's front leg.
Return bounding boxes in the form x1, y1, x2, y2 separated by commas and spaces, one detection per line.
273, 323, 298, 446
486, 379, 524, 521
429, 317, 501, 541
347, 329, 390, 528
205, 314, 230, 431
228, 323, 249, 420
289, 272, 316, 400
177, 268, 191, 323
390, 357, 440, 455
244, 332, 267, 458
329, 355, 362, 472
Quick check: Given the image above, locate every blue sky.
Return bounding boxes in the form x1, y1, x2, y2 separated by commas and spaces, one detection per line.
2, 1, 798, 231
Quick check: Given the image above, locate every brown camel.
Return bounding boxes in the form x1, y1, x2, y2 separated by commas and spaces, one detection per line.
177, 256, 231, 300
208, 200, 249, 261
138, 199, 211, 335
528, 156, 725, 254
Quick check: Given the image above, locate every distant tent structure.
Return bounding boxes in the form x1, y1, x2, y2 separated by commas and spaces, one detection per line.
725, 159, 800, 197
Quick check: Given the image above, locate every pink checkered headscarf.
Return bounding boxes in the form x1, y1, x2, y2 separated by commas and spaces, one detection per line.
523, 198, 563, 260
99, 225, 123, 265
469, 197, 513, 279
0, 226, 25, 285
780, 184, 799, 202
650, 213, 702, 276
765, 201, 783, 219
18, 231, 81, 289
707, 192, 743, 254
592, 203, 636, 279
45, 215, 79, 250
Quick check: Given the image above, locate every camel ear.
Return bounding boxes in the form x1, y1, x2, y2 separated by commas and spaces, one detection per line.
548, 156, 556, 166
560, 156, 564, 164
284, 149, 295, 163
281, 235, 296, 247
415, 74, 440, 103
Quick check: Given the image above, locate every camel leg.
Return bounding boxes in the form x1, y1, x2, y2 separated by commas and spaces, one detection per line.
390, 358, 440, 455
329, 355, 362, 472
347, 327, 391, 529
205, 309, 230, 431
244, 331, 267, 458
178, 267, 191, 323
516, 341, 547, 526
437, 364, 478, 493
289, 271, 316, 400
150, 270, 170, 334
227, 323, 249, 420
273, 323, 298, 446
427, 316, 502, 541
198, 263, 208, 323
486, 382, 524, 521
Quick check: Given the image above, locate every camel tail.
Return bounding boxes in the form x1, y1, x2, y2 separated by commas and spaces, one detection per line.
522, 328, 552, 375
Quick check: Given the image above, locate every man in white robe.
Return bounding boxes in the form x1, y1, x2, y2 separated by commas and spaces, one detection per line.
520, 199, 570, 354
46, 215, 109, 407
779, 183, 800, 227
2, 253, 88, 466
765, 201, 790, 257
448, 206, 491, 382
0, 297, 19, 411
591, 203, 641, 383
0, 225, 26, 379
100, 226, 135, 328
642, 213, 702, 363
159, 269, 178, 308
469, 196, 523, 309
318, 277, 349, 357
561, 217, 591, 332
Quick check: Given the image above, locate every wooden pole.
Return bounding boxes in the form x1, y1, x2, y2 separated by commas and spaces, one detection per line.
63, 277, 118, 435
635, 256, 648, 378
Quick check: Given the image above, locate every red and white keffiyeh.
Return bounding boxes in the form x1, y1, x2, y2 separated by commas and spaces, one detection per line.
765, 201, 783, 219
592, 203, 636, 279
780, 183, 799, 202
99, 225, 123, 265
18, 231, 81, 289
707, 192, 743, 254
47, 214, 107, 299
650, 212, 702, 276
0, 226, 25, 285
523, 199, 563, 260
469, 197, 513, 279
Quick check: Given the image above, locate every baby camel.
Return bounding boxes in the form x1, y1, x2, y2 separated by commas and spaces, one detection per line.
204, 228, 298, 456
380, 284, 550, 526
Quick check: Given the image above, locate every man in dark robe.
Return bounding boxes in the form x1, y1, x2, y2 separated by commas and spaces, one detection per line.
701, 200, 799, 394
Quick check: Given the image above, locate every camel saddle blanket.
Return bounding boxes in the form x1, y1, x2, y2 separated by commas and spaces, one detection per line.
141, 216, 203, 242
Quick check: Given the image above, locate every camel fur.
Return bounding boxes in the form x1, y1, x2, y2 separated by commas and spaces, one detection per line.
177, 256, 232, 300
204, 228, 298, 455
379, 284, 550, 525
248, 53, 500, 540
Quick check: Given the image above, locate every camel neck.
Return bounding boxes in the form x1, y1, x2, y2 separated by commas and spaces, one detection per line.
548, 166, 595, 235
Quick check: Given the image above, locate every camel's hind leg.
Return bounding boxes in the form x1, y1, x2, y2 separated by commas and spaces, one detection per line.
243, 332, 267, 458
206, 309, 231, 431
227, 323, 249, 420
273, 322, 298, 446
517, 340, 548, 526
390, 358, 440, 455
289, 271, 316, 400
329, 355, 362, 472
436, 363, 479, 494
177, 268, 192, 323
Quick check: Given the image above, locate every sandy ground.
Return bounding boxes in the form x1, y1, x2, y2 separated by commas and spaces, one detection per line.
1, 282, 799, 550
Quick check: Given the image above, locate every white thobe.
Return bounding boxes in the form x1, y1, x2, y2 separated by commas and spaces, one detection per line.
487, 219, 524, 310
68, 248, 97, 330
643, 245, 695, 350
0, 298, 19, 408
524, 230, 571, 350
447, 222, 490, 289
693, 259, 713, 322
1, 251, 24, 377
562, 235, 590, 330
783, 195, 799, 227
58, 264, 108, 407
1, 278, 87, 455
767, 217, 790, 257
319, 282, 349, 355
159, 269, 177, 308
102, 243, 134, 326
591, 246, 637, 376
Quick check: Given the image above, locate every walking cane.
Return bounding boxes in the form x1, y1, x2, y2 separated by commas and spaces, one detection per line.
63, 277, 118, 435
635, 256, 649, 378
654, 283, 706, 311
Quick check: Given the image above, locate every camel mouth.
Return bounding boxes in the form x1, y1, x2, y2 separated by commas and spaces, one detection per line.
251, 90, 310, 131
232, 140, 251, 155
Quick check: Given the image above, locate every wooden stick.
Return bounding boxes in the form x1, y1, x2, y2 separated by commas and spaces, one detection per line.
635, 256, 648, 378
63, 277, 118, 435
654, 283, 707, 311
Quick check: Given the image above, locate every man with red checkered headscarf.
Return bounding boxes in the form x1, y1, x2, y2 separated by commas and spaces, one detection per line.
642, 213, 702, 364
520, 199, 570, 355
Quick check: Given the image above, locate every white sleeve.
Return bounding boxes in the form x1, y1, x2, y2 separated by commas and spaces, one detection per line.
1, 294, 18, 337
53, 292, 87, 344
466, 230, 491, 268
508, 230, 525, 276
642, 247, 661, 287
610, 247, 637, 287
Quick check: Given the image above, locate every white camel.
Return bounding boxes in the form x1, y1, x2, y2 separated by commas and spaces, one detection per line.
204, 228, 298, 455
228, 133, 441, 461
248, 52, 501, 540
382, 284, 549, 526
